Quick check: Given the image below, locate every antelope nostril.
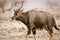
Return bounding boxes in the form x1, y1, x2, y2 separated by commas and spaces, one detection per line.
16, 17, 19, 20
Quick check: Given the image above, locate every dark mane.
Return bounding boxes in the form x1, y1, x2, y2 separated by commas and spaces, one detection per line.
21, 12, 29, 25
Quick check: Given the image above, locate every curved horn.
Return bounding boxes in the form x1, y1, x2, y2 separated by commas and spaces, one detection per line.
19, 1, 24, 10
14, 1, 24, 13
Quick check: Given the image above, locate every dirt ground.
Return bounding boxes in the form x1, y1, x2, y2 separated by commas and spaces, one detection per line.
0, 10, 60, 40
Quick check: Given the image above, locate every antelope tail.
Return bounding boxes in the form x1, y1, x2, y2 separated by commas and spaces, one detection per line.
54, 24, 60, 31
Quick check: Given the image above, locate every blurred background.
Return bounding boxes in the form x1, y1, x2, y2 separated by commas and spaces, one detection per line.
1, 0, 60, 10
0, 0, 60, 19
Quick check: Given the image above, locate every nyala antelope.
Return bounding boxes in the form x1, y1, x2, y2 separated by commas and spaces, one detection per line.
12, 1, 60, 40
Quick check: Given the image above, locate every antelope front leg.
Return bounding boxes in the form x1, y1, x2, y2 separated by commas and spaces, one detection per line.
26, 30, 31, 40
26, 34, 28, 40
34, 35, 36, 40
50, 33, 54, 40
32, 27, 36, 40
